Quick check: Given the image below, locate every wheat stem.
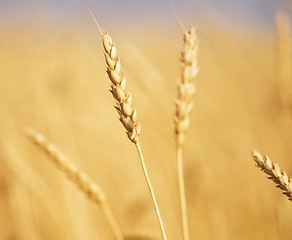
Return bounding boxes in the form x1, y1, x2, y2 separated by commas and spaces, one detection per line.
95, 18, 167, 239
100, 202, 124, 240
174, 26, 198, 240
24, 128, 124, 240
177, 146, 189, 240
84, 5, 168, 237
135, 142, 167, 240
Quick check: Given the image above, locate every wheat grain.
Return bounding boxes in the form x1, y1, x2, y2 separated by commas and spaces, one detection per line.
102, 32, 141, 144
83, 3, 140, 142
25, 128, 105, 203
175, 25, 198, 146
85, 4, 140, 143
24, 128, 124, 240
252, 150, 292, 201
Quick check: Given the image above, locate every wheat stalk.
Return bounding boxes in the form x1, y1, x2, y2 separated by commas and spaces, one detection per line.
252, 150, 292, 201
24, 128, 124, 240
84, 5, 168, 240
174, 26, 199, 240
102, 30, 168, 240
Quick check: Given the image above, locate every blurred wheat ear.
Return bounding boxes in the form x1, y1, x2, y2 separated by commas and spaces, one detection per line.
252, 150, 292, 201
84, 5, 168, 240
275, 11, 292, 111
174, 25, 199, 240
24, 128, 124, 240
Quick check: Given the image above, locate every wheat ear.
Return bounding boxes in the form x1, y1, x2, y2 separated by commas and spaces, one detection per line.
83, 5, 168, 240
174, 26, 198, 240
252, 150, 292, 201
275, 11, 292, 111
24, 128, 124, 240
103, 32, 168, 240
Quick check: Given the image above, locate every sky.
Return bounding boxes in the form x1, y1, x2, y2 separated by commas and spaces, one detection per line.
0, 0, 288, 30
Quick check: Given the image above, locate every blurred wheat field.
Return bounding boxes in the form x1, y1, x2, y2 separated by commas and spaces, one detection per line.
1, 8, 292, 240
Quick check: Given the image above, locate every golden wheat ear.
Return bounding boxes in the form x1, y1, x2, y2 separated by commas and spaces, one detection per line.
275, 11, 292, 111
175, 25, 199, 147
24, 128, 124, 240
174, 25, 199, 240
84, 5, 167, 239
101, 31, 167, 240
252, 150, 292, 201
102, 31, 141, 144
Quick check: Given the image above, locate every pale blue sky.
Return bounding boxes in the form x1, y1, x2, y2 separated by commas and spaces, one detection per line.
0, 0, 288, 29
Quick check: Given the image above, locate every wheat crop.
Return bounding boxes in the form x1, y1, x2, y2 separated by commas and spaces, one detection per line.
275, 11, 292, 112
84, 5, 168, 239
2, 2, 292, 239
174, 25, 198, 240
102, 30, 168, 240
252, 150, 292, 201
175, 25, 198, 147
24, 128, 124, 240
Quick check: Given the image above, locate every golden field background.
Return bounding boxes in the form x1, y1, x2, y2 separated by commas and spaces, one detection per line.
0, 6, 292, 240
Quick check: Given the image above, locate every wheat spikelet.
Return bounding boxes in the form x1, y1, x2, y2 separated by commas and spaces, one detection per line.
174, 26, 199, 240
83, 2, 140, 143
175, 26, 198, 146
102, 31, 167, 240
275, 11, 292, 109
84, 5, 167, 239
252, 150, 292, 201
24, 128, 124, 240
102, 32, 141, 144
25, 128, 106, 203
